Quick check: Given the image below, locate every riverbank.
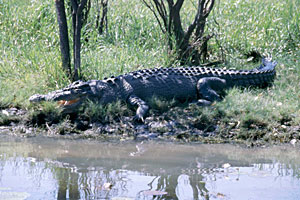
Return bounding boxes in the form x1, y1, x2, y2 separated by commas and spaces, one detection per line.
1, 99, 299, 147
0, 0, 299, 145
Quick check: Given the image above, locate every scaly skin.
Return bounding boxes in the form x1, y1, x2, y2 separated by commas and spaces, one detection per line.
29, 58, 277, 121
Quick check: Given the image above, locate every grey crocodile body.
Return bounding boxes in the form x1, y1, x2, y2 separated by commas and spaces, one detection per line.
29, 58, 277, 121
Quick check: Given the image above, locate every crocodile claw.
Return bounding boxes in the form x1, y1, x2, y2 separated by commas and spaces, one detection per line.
133, 114, 145, 123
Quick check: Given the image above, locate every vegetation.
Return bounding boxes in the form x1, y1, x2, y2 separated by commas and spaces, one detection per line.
0, 0, 299, 144
142, 0, 215, 64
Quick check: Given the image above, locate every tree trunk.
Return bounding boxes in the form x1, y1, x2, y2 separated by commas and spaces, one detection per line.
54, 0, 71, 78
70, 0, 88, 81
96, 0, 108, 34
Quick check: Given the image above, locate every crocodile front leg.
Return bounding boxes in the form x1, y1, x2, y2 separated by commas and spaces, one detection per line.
196, 77, 227, 106
127, 95, 149, 122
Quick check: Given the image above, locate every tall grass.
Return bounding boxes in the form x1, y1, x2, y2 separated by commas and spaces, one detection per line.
210, 0, 300, 60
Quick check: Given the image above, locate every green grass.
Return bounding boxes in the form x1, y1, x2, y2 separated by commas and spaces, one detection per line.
0, 0, 299, 142
81, 100, 133, 123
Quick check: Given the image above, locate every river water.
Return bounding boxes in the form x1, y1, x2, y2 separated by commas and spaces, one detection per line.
0, 135, 299, 200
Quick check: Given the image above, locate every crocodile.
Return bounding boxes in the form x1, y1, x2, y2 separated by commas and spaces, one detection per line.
29, 58, 277, 121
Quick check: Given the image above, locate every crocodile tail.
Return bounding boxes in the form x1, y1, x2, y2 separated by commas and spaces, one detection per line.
253, 57, 277, 87
225, 57, 277, 88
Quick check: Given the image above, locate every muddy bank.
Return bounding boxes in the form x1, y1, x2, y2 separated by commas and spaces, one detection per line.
1, 106, 299, 146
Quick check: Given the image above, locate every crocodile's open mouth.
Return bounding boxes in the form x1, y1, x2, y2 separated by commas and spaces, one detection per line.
57, 98, 80, 106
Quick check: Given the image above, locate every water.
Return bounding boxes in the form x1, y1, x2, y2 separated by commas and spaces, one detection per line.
0, 135, 300, 200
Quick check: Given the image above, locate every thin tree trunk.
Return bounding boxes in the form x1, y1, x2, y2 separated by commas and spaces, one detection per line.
96, 0, 108, 34
74, 6, 83, 81
54, 0, 71, 78
101, 0, 108, 34
70, 0, 88, 81
71, 0, 78, 80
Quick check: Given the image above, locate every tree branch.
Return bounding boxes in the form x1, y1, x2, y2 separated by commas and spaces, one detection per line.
203, 0, 214, 18
142, 0, 166, 33
70, 0, 78, 12
153, 0, 168, 32
78, 0, 88, 14
174, 0, 184, 10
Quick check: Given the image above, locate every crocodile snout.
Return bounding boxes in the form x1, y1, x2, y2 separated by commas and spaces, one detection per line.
29, 94, 46, 102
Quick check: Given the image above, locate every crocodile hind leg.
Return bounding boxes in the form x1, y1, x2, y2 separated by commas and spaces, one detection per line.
196, 77, 227, 106
128, 95, 149, 122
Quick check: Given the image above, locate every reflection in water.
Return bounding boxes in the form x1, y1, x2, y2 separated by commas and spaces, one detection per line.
0, 136, 300, 199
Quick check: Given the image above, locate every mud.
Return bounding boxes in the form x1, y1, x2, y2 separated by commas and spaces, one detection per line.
1, 107, 299, 146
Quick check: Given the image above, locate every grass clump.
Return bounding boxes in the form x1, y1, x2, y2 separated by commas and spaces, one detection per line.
50, 119, 80, 135
0, 113, 19, 126
81, 100, 133, 123
149, 97, 178, 114
27, 102, 63, 127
